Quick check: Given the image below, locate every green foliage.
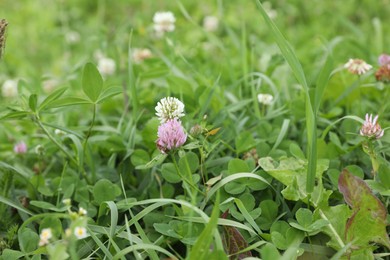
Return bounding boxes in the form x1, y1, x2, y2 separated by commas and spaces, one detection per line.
0, 0, 389, 259
338, 169, 390, 250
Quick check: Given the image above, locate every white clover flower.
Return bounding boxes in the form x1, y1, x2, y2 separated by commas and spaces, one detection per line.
257, 93, 274, 105
65, 31, 80, 44
203, 16, 219, 32
38, 228, 52, 246
78, 207, 87, 216
153, 11, 176, 36
344, 59, 372, 75
132, 48, 152, 64
97, 57, 116, 76
74, 226, 88, 239
360, 114, 384, 139
62, 198, 71, 206
2, 79, 18, 98
155, 97, 185, 123
55, 129, 66, 136
263, 2, 278, 19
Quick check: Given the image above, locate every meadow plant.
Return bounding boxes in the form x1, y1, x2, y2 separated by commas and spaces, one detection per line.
155, 96, 185, 123
1, 1, 390, 259
13, 141, 27, 154
344, 58, 373, 75
156, 118, 187, 153
153, 11, 176, 37
203, 16, 219, 32
1, 79, 17, 97
132, 48, 153, 63
97, 57, 116, 76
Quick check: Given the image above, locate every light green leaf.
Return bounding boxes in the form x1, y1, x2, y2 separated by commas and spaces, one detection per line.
82, 62, 104, 102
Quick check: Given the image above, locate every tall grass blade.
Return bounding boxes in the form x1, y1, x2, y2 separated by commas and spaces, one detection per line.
255, 0, 317, 192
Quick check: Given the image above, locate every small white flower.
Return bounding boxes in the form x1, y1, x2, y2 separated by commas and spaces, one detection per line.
132, 48, 152, 64
155, 97, 185, 123
344, 59, 372, 75
203, 16, 219, 32
38, 228, 52, 246
65, 31, 80, 44
97, 57, 116, 76
55, 129, 66, 136
263, 2, 278, 19
257, 93, 274, 105
62, 198, 71, 205
74, 226, 88, 239
2, 79, 18, 98
78, 207, 87, 216
153, 11, 176, 36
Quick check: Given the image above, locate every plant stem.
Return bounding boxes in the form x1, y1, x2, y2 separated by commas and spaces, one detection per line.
35, 117, 78, 167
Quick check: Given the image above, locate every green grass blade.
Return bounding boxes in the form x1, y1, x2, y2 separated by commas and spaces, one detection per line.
255, 0, 317, 192
314, 53, 333, 113
270, 119, 290, 153
254, 1, 308, 90
189, 193, 220, 260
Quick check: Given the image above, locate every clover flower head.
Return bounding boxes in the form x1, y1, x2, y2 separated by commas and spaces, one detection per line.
153, 11, 176, 36
257, 93, 273, 105
97, 57, 116, 76
263, 1, 278, 19
78, 207, 87, 216
375, 65, 390, 83
132, 48, 152, 64
378, 54, 390, 66
38, 228, 52, 246
2, 79, 18, 98
155, 97, 185, 123
360, 114, 384, 139
203, 16, 219, 32
65, 30, 80, 44
74, 226, 88, 239
156, 118, 187, 153
62, 198, 71, 206
14, 141, 27, 154
344, 58, 372, 75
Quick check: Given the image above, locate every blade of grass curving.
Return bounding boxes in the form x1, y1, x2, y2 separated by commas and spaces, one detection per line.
172, 216, 257, 236
128, 210, 160, 260
320, 115, 364, 140
0, 195, 33, 215
116, 198, 224, 250
86, 225, 113, 259
113, 244, 178, 260
202, 172, 273, 209
103, 228, 126, 260
234, 198, 262, 235
189, 193, 220, 260
314, 53, 333, 113
123, 215, 144, 260
255, 0, 316, 192
99, 201, 118, 251
270, 119, 290, 153
230, 240, 267, 258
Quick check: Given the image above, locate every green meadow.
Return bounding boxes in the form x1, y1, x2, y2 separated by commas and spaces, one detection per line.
0, 1, 390, 259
